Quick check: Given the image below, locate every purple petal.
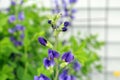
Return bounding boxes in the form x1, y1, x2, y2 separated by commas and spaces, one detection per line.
71, 9, 77, 13
65, 52, 74, 63
73, 61, 81, 71
65, 75, 71, 80
15, 24, 25, 31
10, 36, 15, 42
34, 76, 39, 80
20, 33, 24, 39
39, 74, 50, 80
48, 49, 54, 59
48, 49, 60, 59
43, 58, 55, 69
48, 20, 52, 24
11, 0, 16, 5
62, 52, 74, 63
69, 0, 77, 4
8, 15, 16, 23
71, 75, 76, 80
59, 69, 68, 80
62, 52, 68, 61
8, 28, 16, 34
18, 12, 25, 20
34, 74, 50, 80
38, 37, 47, 46
64, 21, 69, 27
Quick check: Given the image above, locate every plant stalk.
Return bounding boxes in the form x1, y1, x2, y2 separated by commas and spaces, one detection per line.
54, 33, 59, 80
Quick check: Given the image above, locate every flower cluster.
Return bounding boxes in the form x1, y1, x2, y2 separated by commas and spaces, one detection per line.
34, 14, 81, 80
35, 37, 75, 80
8, 0, 25, 46
52, 0, 77, 23
59, 69, 76, 80
48, 18, 70, 32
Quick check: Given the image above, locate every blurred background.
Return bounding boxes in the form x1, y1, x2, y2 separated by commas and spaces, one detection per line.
0, 0, 120, 80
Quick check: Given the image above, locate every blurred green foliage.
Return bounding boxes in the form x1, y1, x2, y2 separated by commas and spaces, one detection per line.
0, 1, 50, 80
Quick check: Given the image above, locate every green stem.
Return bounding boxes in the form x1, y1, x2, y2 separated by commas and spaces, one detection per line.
24, 45, 28, 74
54, 35, 58, 50
54, 34, 59, 80
24, 30, 28, 76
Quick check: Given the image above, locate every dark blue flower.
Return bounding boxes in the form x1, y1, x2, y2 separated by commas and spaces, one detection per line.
43, 58, 55, 69
62, 27, 67, 32
69, 0, 77, 4
18, 12, 25, 20
64, 21, 69, 27
38, 37, 47, 46
73, 61, 81, 71
48, 20, 52, 24
48, 49, 60, 59
34, 74, 50, 80
8, 15, 16, 23
62, 51, 74, 63
15, 24, 25, 31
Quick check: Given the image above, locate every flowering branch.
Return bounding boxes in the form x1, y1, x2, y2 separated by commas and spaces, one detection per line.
34, 13, 80, 80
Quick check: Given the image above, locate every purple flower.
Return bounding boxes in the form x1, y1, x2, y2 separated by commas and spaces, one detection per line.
53, 0, 60, 13
62, 21, 69, 32
73, 61, 81, 71
11, 0, 16, 6
8, 28, 16, 34
71, 9, 77, 13
38, 37, 47, 46
64, 21, 69, 27
54, 0, 59, 8
20, 33, 24, 39
10, 36, 15, 42
48, 49, 60, 60
14, 41, 23, 46
62, 51, 74, 63
59, 69, 68, 80
59, 70, 76, 80
62, 0, 67, 8
34, 74, 50, 80
43, 58, 55, 69
69, 0, 77, 4
62, 27, 67, 32
15, 24, 25, 31
8, 15, 16, 23
48, 20, 52, 24
18, 12, 25, 20
10, 36, 23, 46
71, 75, 76, 80
70, 15, 74, 19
